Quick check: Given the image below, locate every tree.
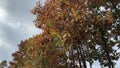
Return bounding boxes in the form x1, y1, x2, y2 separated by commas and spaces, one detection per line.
0, 60, 7, 68
10, 0, 120, 68
10, 34, 67, 68
87, 0, 120, 68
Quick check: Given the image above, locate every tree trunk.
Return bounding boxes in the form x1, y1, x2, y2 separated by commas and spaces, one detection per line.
71, 47, 76, 68
77, 47, 82, 68
79, 45, 87, 68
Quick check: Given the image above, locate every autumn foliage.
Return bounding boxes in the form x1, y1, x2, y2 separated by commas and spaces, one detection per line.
10, 0, 120, 68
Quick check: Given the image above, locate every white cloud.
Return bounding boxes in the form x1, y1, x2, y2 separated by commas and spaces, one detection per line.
0, 7, 7, 22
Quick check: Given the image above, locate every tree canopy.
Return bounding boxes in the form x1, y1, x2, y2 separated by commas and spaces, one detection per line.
0, 60, 8, 68
10, 0, 120, 68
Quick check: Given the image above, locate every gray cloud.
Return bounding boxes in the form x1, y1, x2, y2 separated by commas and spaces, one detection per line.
0, 0, 41, 61
0, 21, 41, 61
0, 44, 16, 61
4, 0, 37, 23
0, 0, 7, 8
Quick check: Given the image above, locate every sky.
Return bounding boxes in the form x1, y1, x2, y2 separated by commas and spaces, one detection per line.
0, 0, 120, 68
0, 0, 41, 61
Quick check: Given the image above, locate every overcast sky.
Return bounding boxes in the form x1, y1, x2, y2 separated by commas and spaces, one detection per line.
0, 0, 41, 61
0, 0, 119, 68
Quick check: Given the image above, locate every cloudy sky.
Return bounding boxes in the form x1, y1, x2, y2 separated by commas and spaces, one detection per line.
0, 0, 41, 61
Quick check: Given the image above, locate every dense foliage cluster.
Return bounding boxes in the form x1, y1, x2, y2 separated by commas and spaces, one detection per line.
0, 60, 7, 68
10, 0, 120, 68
